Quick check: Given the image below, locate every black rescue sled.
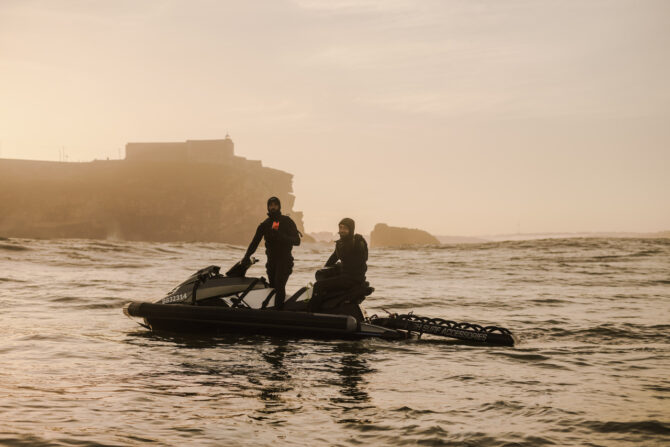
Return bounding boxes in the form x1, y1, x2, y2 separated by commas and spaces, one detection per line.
123, 259, 517, 346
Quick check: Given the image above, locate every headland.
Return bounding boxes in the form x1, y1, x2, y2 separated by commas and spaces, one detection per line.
0, 136, 304, 244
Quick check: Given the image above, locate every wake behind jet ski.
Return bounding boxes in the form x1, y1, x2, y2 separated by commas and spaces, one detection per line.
123, 258, 517, 346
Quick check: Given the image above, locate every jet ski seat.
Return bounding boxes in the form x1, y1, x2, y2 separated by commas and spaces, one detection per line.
305, 281, 373, 320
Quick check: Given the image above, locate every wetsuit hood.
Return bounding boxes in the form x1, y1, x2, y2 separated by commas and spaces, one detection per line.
267, 196, 282, 219
339, 218, 355, 238
267, 196, 281, 210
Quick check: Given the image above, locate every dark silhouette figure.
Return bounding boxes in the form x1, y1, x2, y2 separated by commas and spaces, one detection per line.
244, 197, 300, 309
310, 218, 368, 311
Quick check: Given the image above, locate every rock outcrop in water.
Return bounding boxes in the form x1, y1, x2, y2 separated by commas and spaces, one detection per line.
370, 223, 440, 248
0, 137, 305, 244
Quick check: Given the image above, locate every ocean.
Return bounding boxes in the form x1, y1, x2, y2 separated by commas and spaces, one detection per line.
1, 237, 668, 446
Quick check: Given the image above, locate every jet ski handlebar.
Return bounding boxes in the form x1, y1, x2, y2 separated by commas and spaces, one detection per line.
225, 257, 258, 277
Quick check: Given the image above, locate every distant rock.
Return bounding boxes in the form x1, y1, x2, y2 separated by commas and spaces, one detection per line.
370, 223, 440, 248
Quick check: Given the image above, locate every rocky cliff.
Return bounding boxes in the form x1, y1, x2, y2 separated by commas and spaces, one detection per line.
0, 138, 305, 244
369, 223, 440, 248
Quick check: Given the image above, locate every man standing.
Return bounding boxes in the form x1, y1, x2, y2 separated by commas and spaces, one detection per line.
243, 197, 301, 309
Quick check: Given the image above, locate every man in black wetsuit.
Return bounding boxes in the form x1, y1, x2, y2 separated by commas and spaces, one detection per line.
310, 217, 368, 311
243, 197, 301, 309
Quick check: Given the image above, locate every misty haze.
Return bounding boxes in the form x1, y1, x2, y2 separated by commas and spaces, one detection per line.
1, 1, 669, 446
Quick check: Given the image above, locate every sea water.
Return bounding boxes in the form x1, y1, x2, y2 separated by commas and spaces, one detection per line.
1, 237, 668, 446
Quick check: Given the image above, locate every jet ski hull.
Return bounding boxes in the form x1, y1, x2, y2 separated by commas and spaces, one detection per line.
122, 262, 516, 345
124, 301, 404, 340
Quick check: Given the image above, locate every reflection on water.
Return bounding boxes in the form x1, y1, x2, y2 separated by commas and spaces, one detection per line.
259, 340, 292, 405
330, 343, 374, 406
124, 333, 377, 422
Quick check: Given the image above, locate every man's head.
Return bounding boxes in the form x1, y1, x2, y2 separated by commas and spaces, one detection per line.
338, 218, 355, 239
267, 197, 281, 215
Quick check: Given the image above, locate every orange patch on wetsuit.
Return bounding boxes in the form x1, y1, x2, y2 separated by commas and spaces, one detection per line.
272, 221, 280, 230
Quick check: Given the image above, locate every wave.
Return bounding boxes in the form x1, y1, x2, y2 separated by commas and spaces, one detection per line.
0, 277, 27, 283
106, 263, 148, 269
544, 323, 670, 342
644, 384, 670, 393
479, 399, 525, 412
388, 427, 556, 447
385, 237, 670, 255
74, 298, 133, 310
87, 241, 134, 252
583, 419, 670, 435
391, 406, 438, 416
0, 434, 60, 447
496, 352, 551, 362
49, 296, 83, 303
0, 243, 30, 251
629, 249, 664, 257
529, 298, 567, 304
152, 247, 181, 254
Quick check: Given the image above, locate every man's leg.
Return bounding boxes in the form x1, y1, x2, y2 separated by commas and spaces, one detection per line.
309, 276, 358, 312
275, 261, 293, 309
273, 260, 293, 309
266, 261, 277, 288
310, 277, 336, 312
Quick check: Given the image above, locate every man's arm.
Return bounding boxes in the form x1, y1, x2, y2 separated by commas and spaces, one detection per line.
358, 236, 368, 262
350, 236, 368, 278
325, 250, 338, 267
244, 223, 264, 259
278, 217, 301, 246
287, 218, 301, 246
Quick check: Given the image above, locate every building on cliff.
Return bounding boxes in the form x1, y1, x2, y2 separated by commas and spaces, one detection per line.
0, 136, 305, 244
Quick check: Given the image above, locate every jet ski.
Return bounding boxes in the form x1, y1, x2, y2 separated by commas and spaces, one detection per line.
123, 258, 517, 346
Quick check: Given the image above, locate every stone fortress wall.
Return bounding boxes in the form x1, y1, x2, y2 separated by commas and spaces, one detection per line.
0, 136, 304, 244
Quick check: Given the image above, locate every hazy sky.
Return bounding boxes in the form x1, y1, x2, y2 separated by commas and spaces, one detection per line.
1, 0, 669, 235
